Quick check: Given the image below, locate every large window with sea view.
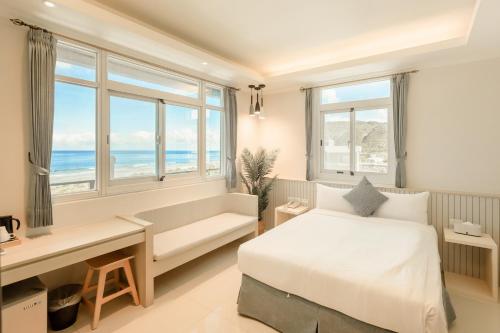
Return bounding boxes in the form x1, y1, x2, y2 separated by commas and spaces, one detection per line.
164, 104, 199, 174
51, 42, 98, 196
205, 85, 224, 177
50, 39, 227, 199
109, 95, 158, 180
206, 109, 223, 176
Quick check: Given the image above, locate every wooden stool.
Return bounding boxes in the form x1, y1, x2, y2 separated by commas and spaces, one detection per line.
81, 251, 140, 329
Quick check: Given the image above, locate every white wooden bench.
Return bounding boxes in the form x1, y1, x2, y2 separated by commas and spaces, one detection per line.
134, 193, 258, 278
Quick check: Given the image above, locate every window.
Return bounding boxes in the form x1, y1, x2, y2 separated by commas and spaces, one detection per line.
320, 80, 390, 104
355, 109, 388, 174
164, 104, 199, 174
109, 95, 158, 180
322, 112, 350, 171
205, 86, 223, 107
316, 79, 393, 184
51, 43, 98, 196
206, 109, 223, 176
107, 56, 199, 99
51, 40, 226, 200
55, 42, 97, 82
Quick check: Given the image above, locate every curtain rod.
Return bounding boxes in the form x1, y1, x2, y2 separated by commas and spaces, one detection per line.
299, 70, 418, 92
10, 18, 240, 91
10, 18, 50, 32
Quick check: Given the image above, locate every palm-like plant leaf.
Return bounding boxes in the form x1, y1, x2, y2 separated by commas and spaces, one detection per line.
239, 148, 279, 221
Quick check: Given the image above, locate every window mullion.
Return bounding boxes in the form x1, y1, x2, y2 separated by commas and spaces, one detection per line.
95, 49, 102, 196
157, 100, 164, 181
350, 108, 356, 175
200, 82, 207, 178
101, 51, 110, 196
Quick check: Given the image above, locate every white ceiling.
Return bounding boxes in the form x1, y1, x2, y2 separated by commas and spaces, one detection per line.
1, 0, 499, 92
94, 0, 477, 76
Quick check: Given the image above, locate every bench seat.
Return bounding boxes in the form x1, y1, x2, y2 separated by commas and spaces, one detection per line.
153, 213, 257, 261
133, 193, 257, 281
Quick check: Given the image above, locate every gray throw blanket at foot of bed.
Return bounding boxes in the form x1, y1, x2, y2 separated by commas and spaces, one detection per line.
237, 274, 456, 333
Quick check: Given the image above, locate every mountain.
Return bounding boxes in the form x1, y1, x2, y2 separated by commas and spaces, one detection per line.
324, 121, 387, 154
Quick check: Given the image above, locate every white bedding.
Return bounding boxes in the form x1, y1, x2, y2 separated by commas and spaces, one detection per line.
238, 209, 447, 333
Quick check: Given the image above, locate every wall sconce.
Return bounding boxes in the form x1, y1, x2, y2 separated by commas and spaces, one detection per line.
249, 84, 265, 119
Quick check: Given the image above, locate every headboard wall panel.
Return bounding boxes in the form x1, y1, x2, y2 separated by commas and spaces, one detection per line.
262, 178, 500, 285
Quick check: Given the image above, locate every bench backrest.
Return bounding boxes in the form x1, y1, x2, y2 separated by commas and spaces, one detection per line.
135, 193, 257, 234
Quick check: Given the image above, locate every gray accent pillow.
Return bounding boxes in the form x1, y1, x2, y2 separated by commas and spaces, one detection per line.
343, 177, 388, 217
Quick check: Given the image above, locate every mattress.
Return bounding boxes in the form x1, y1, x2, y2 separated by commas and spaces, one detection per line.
238, 209, 447, 333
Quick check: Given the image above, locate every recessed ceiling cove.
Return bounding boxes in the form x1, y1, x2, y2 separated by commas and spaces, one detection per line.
94, 0, 478, 76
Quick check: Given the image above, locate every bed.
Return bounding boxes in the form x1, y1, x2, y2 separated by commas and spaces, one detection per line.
237, 206, 455, 333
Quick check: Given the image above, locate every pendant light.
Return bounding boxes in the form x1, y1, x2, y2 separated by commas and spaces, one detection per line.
259, 84, 265, 119
248, 85, 255, 116
248, 84, 266, 118
254, 87, 261, 115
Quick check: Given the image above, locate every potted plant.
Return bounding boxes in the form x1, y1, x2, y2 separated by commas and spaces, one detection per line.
239, 148, 278, 235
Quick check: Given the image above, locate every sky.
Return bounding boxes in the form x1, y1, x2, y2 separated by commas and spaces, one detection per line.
322, 79, 390, 123
53, 60, 222, 152
321, 79, 390, 105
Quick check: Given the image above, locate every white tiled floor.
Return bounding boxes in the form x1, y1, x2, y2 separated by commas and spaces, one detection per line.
52, 239, 500, 333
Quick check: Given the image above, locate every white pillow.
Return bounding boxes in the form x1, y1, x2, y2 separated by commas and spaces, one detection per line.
372, 191, 430, 224
315, 184, 356, 214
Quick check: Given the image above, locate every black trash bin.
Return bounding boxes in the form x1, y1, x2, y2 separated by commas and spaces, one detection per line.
47, 284, 82, 331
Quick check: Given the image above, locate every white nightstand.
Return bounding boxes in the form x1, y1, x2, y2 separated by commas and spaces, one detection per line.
274, 205, 309, 227
443, 228, 498, 302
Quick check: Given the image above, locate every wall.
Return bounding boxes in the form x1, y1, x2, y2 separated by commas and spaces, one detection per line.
406, 59, 500, 195
0, 19, 255, 236
258, 91, 306, 180
259, 57, 500, 195
0, 20, 30, 235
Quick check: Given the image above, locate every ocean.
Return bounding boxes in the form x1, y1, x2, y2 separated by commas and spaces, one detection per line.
51, 150, 221, 172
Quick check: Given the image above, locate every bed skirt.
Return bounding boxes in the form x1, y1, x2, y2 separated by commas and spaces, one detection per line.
237, 274, 456, 333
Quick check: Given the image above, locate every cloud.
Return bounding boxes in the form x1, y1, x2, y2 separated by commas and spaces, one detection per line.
110, 130, 155, 149
53, 132, 95, 150
165, 129, 197, 150
206, 129, 221, 148
133, 130, 155, 141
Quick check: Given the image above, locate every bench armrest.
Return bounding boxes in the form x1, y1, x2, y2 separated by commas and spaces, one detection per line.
224, 193, 258, 217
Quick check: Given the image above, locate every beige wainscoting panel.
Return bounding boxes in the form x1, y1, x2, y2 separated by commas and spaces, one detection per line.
262, 179, 500, 285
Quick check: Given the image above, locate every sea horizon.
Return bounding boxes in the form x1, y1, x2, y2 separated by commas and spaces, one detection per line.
51, 149, 221, 173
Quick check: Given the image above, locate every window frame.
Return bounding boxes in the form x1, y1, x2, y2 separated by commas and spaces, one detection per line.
106, 91, 161, 187
162, 101, 202, 179
205, 107, 225, 177
52, 39, 101, 201
52, 41, 226, 202
204, 83, 225, 178
313, 78, 395, 186
106, 54, 201, 104
205, 83, 224, 108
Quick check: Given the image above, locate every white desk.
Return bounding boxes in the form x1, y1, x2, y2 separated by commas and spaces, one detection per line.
443, 228, 498, 302
0, 217, 154, 306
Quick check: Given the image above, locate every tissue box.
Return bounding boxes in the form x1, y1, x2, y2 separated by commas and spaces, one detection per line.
453, 221, 482, 237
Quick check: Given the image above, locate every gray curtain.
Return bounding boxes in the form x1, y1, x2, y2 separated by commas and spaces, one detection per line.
392, 73, 409, 188
224, 87, 238, 190
304, 88, 313, 181
27, 28, 57, 228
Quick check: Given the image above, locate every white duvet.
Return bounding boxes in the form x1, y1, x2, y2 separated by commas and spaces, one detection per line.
238, 209, 447, 333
